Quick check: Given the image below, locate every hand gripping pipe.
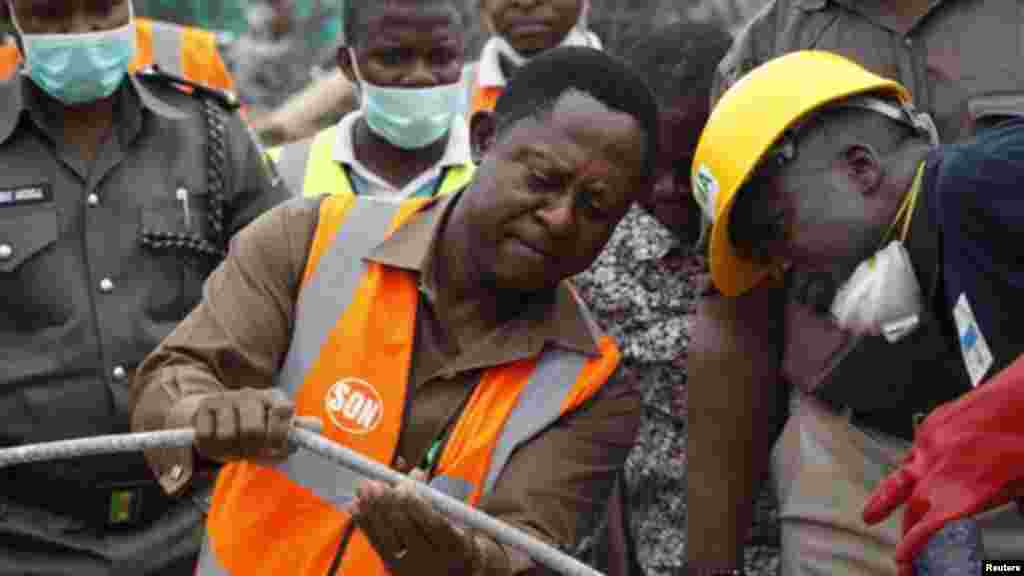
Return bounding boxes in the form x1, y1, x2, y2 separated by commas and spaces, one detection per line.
0, 427, 604, 576
0, 428, 982, 576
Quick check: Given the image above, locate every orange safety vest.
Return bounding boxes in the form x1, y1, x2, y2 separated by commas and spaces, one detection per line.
464, 61, 503, 117
471, 84, 503, 116
0, 19, 234, 93
196, 195, 620, 575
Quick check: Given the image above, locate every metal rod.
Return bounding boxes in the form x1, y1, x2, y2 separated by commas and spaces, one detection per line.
0, 429, 981, 575
0, 428, 603, 576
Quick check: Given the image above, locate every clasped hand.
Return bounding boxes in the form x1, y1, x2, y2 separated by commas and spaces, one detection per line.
190, 388, 322, 462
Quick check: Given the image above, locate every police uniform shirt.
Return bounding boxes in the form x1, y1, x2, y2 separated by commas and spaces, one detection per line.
0, 73, 289, 454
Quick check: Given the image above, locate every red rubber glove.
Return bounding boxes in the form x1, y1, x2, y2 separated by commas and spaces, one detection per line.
862, 354, 1024, 568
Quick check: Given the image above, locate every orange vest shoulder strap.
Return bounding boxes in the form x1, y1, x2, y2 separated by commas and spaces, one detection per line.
133, 19, 235, 93
432, 287, 621, 503
471, 85, 502, 116
204, 196, 433, 576
178, 24, 235, 93
130, 18, 156, 73
0, 44, 19, 81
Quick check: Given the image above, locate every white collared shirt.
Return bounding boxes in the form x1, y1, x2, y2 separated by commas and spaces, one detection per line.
331, 110, 473, 200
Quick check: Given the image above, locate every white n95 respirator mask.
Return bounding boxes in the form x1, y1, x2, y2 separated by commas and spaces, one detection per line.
830, 239, 923, 343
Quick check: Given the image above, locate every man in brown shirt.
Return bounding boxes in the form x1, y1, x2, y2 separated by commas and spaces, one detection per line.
132, 47, 659, 575
687, 1, 1024, 575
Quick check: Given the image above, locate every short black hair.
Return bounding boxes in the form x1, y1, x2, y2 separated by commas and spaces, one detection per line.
626, 20, 733, 105
492, 46, 661, 180
343, 0, 465, 47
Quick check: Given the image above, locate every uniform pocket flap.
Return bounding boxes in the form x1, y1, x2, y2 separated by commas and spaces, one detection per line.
794, 0, 828, 11
0, 205, 58, 273
968, 93, 1024, 121
140, 203, 191, 236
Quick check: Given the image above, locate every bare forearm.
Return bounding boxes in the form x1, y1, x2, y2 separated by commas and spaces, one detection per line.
254, 69, 358, 146
686, 285, 784, 571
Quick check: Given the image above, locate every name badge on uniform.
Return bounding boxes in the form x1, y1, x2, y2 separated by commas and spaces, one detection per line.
0, 184, 51, 207
953, 293, 993, 387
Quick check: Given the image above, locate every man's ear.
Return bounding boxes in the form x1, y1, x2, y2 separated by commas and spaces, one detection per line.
841, 143, 884, 197
470, 110, 497, 162
336, 45, 357, 85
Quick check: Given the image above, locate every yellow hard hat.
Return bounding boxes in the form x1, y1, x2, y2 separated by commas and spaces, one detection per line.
691, 51, 912, 297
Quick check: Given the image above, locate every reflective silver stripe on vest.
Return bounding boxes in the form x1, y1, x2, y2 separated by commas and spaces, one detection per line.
276, 136, 314, 197
482, 347, 589, 495
427, 346, 594, 502
273, 198, 402, 507
196, 535, 230, 575
149, 21, 184, 77
460, 61, 478, 116
429, 474, 474, 502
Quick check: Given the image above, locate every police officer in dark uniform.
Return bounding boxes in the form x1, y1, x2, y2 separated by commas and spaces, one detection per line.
0, 1, 288, 574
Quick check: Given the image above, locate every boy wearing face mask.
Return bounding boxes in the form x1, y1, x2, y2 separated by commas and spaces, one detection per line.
252, 0, 603, 149
268, 0, 475, 201
0, 1, 288, 575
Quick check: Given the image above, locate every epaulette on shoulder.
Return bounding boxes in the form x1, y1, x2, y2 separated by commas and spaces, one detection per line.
136, 65, 241, 111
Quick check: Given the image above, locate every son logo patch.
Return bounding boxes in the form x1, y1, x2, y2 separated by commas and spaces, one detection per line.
325, 378, 384, 435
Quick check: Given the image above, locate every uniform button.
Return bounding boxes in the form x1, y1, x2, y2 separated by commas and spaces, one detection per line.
904, 37, 913, 47
170, 465, 184, 482
0, 244, 11, 261
99, 278, 115, 293
112, 365, 127, 380
86, 193, 100, 207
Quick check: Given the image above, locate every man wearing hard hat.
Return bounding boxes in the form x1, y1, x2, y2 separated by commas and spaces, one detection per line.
688, 4, 1024, 574
691, 50, 1024, 576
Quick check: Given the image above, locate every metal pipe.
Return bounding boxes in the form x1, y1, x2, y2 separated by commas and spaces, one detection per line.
0, 428, 984, 576
0, 428, 604, 576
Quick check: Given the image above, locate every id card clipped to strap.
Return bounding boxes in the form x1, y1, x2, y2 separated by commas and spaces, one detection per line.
953, 293, 994, 387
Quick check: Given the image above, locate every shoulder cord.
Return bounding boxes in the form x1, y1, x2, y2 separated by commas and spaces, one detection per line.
202, 97, 229, 258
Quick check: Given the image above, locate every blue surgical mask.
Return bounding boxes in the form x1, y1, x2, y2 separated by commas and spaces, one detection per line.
9, 5, 136, 105
350, 49, 462, 150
